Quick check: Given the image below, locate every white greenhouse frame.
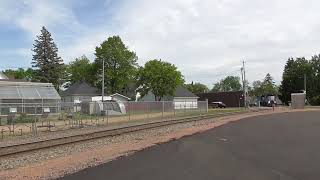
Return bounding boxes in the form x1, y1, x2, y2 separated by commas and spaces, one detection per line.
0, 81, 61, 116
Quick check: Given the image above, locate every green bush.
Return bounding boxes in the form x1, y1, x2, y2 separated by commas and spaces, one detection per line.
309, 96, 320, 106
15, 113, 36, 123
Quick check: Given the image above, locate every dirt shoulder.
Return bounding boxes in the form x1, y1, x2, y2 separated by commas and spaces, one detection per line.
0, 108, 317, 180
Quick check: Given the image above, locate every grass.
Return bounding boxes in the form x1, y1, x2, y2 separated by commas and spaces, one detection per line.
0, 107, 248, 141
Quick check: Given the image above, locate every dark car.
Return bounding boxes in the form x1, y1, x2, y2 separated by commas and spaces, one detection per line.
211, 102, 227, 108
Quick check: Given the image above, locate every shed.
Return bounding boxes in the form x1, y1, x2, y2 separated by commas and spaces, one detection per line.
139, 86, 199, 109
91, 93, 131, 102
291, 93, 305, 109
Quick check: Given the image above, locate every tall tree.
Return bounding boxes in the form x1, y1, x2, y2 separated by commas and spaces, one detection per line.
211, 76, 242, 92
279, 57, 313, 104
66, 55, 95, 87
32, 26, 64, 90
185, 82, 209, 94
250, 73, 278, 97
137, 59, 184, 101
94, 36, 138, 95
309, 55, 320, 104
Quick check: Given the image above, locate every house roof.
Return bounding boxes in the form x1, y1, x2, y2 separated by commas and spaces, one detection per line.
0, 81, 60, 100
110, 93, 131, 100
174, 86, 198, 98
61, 82, 101, 96
139, 86, 198, 101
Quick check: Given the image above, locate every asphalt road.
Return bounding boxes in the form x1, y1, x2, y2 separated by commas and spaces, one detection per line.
61, 111, 320, 180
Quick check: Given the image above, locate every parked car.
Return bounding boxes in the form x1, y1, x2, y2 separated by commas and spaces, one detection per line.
211, 102, 227, 108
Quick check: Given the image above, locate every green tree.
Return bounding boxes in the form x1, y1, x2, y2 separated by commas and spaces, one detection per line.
31, 26, 64, 90
94, 36, 138, 95
137, 59, 184, 101
3, 68, 35, 81
250, 80, 263, 96
211, 76, 242, 92
66, 55, 95, 87
279, 57, 313, 104
185, 82, 209, 94
308, 55, 320, 105
250, 73, 278, 97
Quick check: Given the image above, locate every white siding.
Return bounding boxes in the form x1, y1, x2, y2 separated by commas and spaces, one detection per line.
173, 98, 198, 109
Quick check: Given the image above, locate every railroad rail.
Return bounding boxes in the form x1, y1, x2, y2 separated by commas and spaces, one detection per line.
0, 109, 267, 157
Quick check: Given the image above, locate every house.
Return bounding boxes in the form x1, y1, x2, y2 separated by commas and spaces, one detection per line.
197, 91, 244, 107
0, 80, 61, 115
139, 86, 199, 109
61, 82, 101, 103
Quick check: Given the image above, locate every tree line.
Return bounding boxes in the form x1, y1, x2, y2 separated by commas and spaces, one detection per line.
3, 27, 184, 101
279, 56, 320, 105
2, 27, 278, 100
4, 26, 319, 105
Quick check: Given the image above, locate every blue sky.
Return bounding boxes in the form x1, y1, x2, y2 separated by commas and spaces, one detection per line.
1, 0, 320, 86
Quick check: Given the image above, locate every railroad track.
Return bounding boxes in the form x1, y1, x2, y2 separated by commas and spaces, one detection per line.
0, 109, 266, 157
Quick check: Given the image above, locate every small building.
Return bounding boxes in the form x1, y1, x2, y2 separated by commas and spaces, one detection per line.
139, 86, 199, 109
0, 72, 8, 80
197, 91, 244, 107
81, 93, 131, 116
91, 93, 131, 102
291, 93, 305, 109
0, 80, 61, 115
61, 82, 101, 103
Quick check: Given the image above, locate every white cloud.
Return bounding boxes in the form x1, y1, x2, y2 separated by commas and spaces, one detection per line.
2, 0, 320, 86
108, 0, 320, 85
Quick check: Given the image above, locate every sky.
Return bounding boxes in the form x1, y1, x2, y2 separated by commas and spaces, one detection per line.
1, 0, 320, 87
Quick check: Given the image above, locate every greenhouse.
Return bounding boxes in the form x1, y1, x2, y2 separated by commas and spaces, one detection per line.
0, 81, 61, 115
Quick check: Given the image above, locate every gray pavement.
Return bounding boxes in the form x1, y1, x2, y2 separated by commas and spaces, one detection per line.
60, 111, 320, 180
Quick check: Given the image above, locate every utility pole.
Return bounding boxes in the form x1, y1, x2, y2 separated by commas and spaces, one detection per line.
102, 59, 105, 102
304, 74, 307, 93
242, 60, 247, 108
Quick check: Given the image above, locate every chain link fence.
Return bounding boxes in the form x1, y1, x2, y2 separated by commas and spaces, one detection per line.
0, 101, 208, 140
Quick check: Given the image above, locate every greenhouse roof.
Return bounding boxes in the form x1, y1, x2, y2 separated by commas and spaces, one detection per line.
0, 81, 61, 100
0, 72, 8, 80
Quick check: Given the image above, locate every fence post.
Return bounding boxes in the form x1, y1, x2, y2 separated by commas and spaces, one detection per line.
184, 100, 186, 116
42, 98, 44, 114
1, 129, 3, 140
106, 102, 109, 125
173, 101, 176, 118
206, 99, 208, 113
162, 101, 164, 120
22, 99, 24, 113
103, 102, 105, 122
128, 102, 131, 121
76, 104, 78, 126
